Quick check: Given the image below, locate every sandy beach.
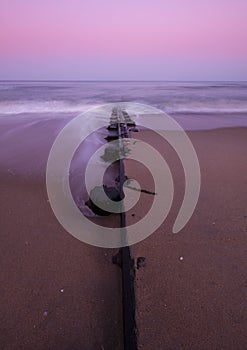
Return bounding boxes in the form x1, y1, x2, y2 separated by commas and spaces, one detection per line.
0, 115, 124, 350
0, 81, 246, 349
1, 117, 246, 349
125, 126, 247, 349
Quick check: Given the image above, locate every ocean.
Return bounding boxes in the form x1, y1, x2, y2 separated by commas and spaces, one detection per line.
0, 81, 247, 116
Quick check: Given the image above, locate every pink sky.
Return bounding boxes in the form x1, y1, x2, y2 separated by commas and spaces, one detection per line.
0, 0, 247, 80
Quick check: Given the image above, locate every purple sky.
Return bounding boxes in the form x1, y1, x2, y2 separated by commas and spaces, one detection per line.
1, 0, 247, 80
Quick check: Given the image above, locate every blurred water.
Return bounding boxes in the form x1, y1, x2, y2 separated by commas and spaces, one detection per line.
0, 81, 246, 187
0, 81, 247, 115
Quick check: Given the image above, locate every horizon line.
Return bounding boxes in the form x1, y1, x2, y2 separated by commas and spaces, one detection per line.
1, 79, 247, 83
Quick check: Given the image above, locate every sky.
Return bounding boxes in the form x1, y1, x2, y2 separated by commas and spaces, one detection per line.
0, 0, 247, 80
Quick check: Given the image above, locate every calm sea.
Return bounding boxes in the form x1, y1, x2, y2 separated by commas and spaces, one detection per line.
0, 81, 247, 116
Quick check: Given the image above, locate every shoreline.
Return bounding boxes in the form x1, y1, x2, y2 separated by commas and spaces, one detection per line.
0, 114, 246, 178
0, 112, 246, 348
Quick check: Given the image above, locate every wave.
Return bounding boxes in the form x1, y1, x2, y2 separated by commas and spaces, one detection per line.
0, 85, 16, 91
164, 106, 247, 114
0, 100, 98, 115
0, 100, 247, 115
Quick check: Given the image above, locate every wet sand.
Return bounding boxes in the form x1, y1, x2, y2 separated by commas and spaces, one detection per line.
1, 111, 246, 349
125, 126, 247, 349
0, 115, 123, 350
0, 174, 123, 350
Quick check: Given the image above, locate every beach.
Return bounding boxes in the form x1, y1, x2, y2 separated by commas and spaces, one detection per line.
126, 126, 247, 349
0, 81, 246, 349
0, 119, 124, 349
